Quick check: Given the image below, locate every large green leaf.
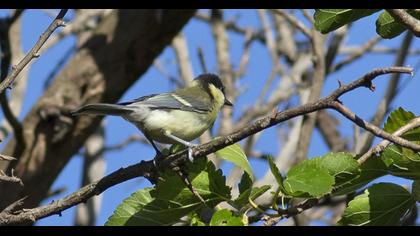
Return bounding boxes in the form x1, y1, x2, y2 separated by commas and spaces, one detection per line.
283, 158, 334, 197
314, 9, 380, 33
338, 183, 415, 226
105, 159, 231, 226
376, 10, 420, 39
209, 209, 245, 226
283, 153, 360, 197
216, 143, 253, 178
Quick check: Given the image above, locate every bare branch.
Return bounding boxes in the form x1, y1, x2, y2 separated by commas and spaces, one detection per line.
330, 100, 420, 152
194, 12, 264, 43
271, 9, 312, 39
0, 9, 68, 94
358, 116, 420, 165
197, 47, 208, 74
355, 32, 414, 154
211, 9, 235, 138
42, 10, 112, 52
330, 36, 382, 73
75, 126, 106, 226
172, 32, 194, 86
0, 154, 16, 161
295, 29, 326, 163
0, 12, 26, 157
0, 170, 22, 186
386, 9, 420, 37
316, 110, 348, 152
1, 197, 26, 215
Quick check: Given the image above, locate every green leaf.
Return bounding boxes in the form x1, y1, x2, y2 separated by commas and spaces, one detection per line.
209, 209, 245, 226
283, 153, 360, 197
314, 9, 380, 33
216, 143, 253, 178
380, 108, 420, 179
333, 156, 387, 196
238, 172, 252, 195
376, 10, 420, 39
317, 152, 361, 187
267, 156, 287, 194
338, 183, 415, 226
105, 159, 231, 226
381, 144, 420, 179
283, 158, 334, 197
412, 180, 420, 203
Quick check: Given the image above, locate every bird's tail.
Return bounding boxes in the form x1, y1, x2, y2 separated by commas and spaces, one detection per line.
71, 103, 132, 116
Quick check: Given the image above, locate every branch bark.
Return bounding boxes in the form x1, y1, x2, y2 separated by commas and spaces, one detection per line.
386, 9, 420, 37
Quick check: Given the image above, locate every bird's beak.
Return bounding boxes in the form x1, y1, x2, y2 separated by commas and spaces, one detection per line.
224, 98, 233, 106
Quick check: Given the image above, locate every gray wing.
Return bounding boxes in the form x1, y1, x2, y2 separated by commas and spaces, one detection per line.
118, 93, 210, 113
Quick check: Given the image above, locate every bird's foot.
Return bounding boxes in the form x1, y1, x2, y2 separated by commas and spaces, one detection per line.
186, 144, 198, 162
152, 150, 165, 170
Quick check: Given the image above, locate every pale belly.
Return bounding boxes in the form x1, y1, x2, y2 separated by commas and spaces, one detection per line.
131, 109, 214, 144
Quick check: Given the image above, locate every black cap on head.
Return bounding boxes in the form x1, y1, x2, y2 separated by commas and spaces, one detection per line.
195, 73, 233, 106
195, 73, 225, 92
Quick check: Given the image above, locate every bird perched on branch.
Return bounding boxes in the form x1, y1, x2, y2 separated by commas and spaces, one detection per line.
71, 73, 233, 162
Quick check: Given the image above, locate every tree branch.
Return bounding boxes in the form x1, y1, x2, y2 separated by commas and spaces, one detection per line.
386, 9, 420, 37
0, 9, 68, 94
358, 116, 420, 165
271, 9, 312, 39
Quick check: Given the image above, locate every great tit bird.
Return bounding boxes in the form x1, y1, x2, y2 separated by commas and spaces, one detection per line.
71, 73, 233, 161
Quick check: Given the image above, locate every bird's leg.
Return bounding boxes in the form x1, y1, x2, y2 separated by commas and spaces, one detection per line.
144, 134, 164, 168
162, 130, 197, 162
161, 130, 206, 203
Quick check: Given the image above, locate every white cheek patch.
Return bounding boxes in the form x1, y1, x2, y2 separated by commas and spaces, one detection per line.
171, 94, 193, 107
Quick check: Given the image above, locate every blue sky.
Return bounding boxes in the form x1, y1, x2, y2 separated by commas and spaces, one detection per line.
0, 9, 419, 226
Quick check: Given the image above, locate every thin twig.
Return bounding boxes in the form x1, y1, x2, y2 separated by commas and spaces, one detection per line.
0, 170, 23, 186
330, 101, 420, 152
271, 9, 312, 39
295, 29, 326, 163
330, 36, 382, 73
197, 47, 208, 74
355, 32, 413, 154
0, 154, 16, 161
0, 9, 68, 94
358, 116, 420, 165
